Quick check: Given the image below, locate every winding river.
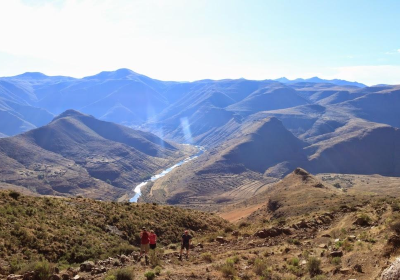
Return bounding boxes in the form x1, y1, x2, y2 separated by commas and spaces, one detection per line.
129, 146, 205, 202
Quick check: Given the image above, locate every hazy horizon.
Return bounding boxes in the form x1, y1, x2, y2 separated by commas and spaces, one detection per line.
1, 0, 400, 86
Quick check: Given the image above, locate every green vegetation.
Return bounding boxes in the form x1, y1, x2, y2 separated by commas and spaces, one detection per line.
253, 258, 269, 277
201, 252, 213, 263
219, 258, 236, 278
0, 190, 227, 270
331, 257, 341, 265
144, 270, 155, 280
307, 257, 321, 276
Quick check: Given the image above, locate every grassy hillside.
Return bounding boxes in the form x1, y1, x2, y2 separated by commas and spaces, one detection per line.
0, 190, 228, 272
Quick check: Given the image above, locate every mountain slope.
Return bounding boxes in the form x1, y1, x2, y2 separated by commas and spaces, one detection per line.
226, 84, 309, 115
0, 110, 195, 200
220, 168, 341, 221
145, 117, 307, 208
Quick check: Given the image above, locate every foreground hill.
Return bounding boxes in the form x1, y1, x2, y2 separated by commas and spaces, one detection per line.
3, 173, 400, 280
0, 110, 195, 200
220, 168, 341, 222
0, 190, 227, 274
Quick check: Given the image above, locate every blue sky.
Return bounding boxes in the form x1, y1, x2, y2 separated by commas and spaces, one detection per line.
0, 0, 400, 85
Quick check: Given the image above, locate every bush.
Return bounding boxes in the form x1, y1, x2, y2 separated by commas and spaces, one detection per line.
201, 252, 213, 263
34, 261, 53, 280
307, 257, 321, 276
311, 275, 326, 280
331, 257, 341, 266
224, 226, 234, 233
144, 271, 155, 280
9, 191, 21, 200
154, 266, 162, 275
392, 202, 400, 212
288, 257, 299, 266
149, 249, 162, 267
253, 258, 268, 276
115, 268, 134, 280
390, 220, 400, 234
238, 221, 249, 228
220, 258, 236, 278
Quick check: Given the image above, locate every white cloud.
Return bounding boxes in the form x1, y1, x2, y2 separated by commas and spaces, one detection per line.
398, 49, 400, 53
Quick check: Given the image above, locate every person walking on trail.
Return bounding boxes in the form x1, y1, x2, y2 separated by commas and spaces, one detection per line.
149, 230, 157, 250
179, 230, 192, 260
139, 227, 150, 262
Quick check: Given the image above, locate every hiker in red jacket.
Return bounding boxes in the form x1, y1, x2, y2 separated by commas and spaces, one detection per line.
149, 230, 157, 250
139, 227, 150, 261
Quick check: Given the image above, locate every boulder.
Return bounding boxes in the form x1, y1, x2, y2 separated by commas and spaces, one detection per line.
388, 235, 400, 247
119, 254, 130, 264
255, 227, 292, 238
61, 274, 70, 280
318, 244, 328, 249
347, 235, 357, 242
79, 261, 94, 272
353, 217, 370, 227
353, 264, 363, 272
382, 257, 400, 280
330, 251, 343, 257
49, 275, 61, 280
216, 236, 227, 244
293, 220, 309, 229
339, 268, 351, 274
22, 271, 35, 280
231, 231, 239, 236
7, 275, 23, 280
321, 234, 331, 238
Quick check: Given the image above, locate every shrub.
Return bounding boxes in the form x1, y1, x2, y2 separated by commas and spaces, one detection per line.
232, 255, 240, 264
307, 257, 321, 276
34, 261, 53, 280
201, 252, 213, 263
154, 266, 162, 275
311, 275, 326, 280
238, 221, 249, 228
220, 258, 236, 278
9, 191, 20, 200
390, 220, 400, 234
149, 249, 162, 267
144, 271, 155, 280
288, 257, 299, 266
331, 257, 341, 266
342, 240, 353, 252
392, 202, 400, 212
357, 213, 372, 224
253, 258, 268, 276
115, 268, 134, 280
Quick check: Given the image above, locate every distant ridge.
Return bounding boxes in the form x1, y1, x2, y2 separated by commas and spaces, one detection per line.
275, 76, 366, 88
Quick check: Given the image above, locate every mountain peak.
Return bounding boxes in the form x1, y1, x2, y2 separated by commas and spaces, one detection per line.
15, 72, 48, 79
83, 68, 140, 80
53, 109, 89, 121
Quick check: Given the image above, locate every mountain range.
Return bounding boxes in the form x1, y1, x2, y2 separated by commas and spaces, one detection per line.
1, 69, 400, 206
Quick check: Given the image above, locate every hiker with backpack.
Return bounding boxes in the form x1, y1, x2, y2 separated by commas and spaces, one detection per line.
139, 227, 150, 262
149, 230, 157, 250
